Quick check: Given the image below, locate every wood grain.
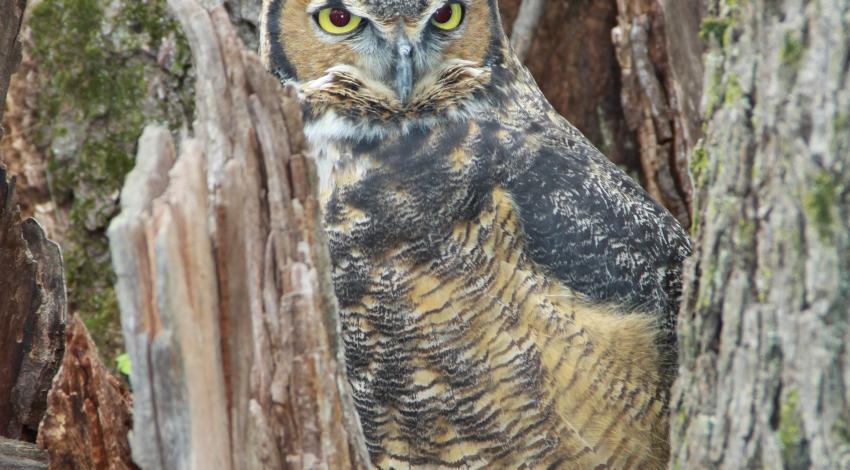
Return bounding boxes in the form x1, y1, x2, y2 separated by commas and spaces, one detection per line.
108, 1, 368, 468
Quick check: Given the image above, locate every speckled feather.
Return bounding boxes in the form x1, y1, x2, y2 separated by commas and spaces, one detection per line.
261, 0, 690, 467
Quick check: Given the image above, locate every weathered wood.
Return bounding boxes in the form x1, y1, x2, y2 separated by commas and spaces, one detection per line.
1, 0, 66, 443
672, 0, 850, 468
0, 0, 25, 126
108, 1, 368, 468
0, 437, 48, 470
0, 0, 32, 435
612, 0, 699, 227
37, 315, 136, 470
8, 218, 66, 439
658, 0, 705, 157
509, 0, 546, 62
0, 170, 37, 437
499, 0, 641, 172
0, 169, 66, 442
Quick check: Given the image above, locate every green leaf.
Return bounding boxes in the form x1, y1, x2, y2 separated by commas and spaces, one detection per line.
116, 353, 132, 376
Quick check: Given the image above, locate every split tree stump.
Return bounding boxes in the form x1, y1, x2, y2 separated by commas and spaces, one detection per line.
107, 1, 368, 468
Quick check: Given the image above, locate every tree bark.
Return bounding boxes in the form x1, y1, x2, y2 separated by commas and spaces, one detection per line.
612, 0, 702, 227
37, 315, 136, 470
500, 0, 642, 174
107, 1, 368, 468
509, 0, 547, 62
0, 0, 66, 444
0, 437, 48, 469
672, 0, 850, 468
0, 0, 24, 124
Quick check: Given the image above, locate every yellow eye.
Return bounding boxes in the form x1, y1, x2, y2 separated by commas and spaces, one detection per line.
431, 3, 464, 30
317, 7, 362, 35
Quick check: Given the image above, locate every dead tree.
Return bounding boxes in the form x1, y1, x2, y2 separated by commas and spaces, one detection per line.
0, 0, 25, 121
612, 0, 704, 226
107, 1, 368, 468
0, 0, 65, 451
37, 315, 136, 470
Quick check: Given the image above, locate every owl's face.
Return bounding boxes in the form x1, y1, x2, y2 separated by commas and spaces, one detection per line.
262, 0, 505, 117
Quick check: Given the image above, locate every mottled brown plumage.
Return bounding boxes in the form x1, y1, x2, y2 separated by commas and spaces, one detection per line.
261, 1, 690, 467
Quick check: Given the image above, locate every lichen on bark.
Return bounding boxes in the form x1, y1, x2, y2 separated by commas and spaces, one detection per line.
672, 0, 850, 468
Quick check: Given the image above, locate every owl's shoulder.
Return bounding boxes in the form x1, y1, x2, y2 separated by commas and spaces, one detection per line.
501, 124, 691, 316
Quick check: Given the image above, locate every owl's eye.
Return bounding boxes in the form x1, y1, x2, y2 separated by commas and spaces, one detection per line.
317, 7, 363, 35
431, 2, 464, 30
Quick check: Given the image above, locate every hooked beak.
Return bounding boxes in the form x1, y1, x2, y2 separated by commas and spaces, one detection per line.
395, 37, 414, 105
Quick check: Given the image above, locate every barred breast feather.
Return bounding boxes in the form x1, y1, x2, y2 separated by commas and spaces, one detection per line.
261, 0, 690, 466
328, 187, 670, 468
314, 54, 688, 470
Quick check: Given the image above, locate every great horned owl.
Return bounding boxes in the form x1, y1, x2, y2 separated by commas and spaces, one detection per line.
261, 1, 690, 468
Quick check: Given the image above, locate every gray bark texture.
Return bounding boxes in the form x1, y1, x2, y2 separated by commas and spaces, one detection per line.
107, 1, 368, 468
672, 0, 850, 469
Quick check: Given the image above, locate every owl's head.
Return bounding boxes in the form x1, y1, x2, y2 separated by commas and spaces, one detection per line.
261, 0, 508, 131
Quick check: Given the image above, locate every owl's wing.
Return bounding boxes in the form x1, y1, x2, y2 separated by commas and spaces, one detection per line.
506, 142, 691, 325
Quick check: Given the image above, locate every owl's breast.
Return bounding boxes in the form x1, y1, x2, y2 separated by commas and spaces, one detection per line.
326, 185, 670, 468
306, 99, 679, 467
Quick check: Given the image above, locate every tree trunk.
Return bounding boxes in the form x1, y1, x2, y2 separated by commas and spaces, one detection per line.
0, 0, 24, 122
107, 1, 368, 468
0, 0, 66, 444
500, 0, 643, 177
672, 0, 850, 468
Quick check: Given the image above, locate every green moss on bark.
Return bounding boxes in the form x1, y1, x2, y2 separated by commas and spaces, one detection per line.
803, 171, 839, 242
780, 31, 805, 68
699, 17, 734, 44
28, 0, 193, 357
779, 389, 810, 468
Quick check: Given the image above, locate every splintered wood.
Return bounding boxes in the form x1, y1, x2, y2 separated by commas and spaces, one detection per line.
0, 169, 66, 443
107, 1, 367, 469
1, 0, 67, 445
36, 316, 135, 470
611, 0, 702, 227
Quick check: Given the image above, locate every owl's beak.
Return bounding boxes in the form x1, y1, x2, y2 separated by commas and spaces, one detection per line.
395, 37, 414, 105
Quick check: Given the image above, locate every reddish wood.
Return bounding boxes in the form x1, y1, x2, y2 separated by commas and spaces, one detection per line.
501, 0, 641, 171
36, 315, 135, 470
612, 0, 699, 226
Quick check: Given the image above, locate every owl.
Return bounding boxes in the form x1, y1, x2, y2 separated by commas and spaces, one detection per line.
261, 0, 691, 468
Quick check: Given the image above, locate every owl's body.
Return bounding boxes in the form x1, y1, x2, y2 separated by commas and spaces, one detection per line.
262, 1, 690, 468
